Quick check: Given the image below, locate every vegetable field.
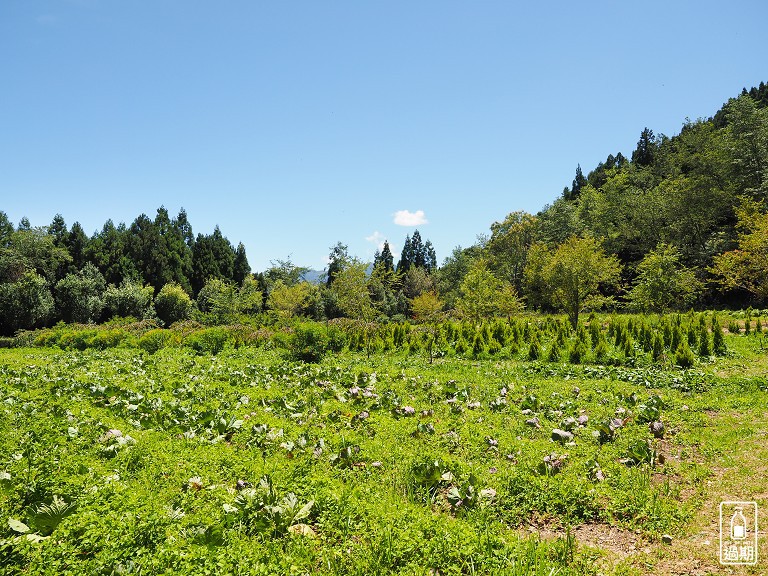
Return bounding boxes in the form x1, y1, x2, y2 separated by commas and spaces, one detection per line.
1, 315, 767, 575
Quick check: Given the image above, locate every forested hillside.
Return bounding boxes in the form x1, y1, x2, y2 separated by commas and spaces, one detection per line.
1, 83, 767, 335
450, 83, 768, 315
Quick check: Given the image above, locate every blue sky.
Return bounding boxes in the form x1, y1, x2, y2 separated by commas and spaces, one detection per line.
1, 1, 766, 271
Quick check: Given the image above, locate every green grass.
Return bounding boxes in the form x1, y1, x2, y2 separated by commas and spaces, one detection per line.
1, 317, 767, 575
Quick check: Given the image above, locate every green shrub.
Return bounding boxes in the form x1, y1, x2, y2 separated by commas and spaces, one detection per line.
0, 271, 55, 334
594, 337, 611, 364
33, 329, 61, 348
184, 327, 231, 354
289, 323, 329, 363
326, 324, 347, 352
89, 328, 131, 350
568, 339, 588, 364
698, 324, 711, 356
675, 341, 695, 368
528, 338, 542, 361
471, 333, 485, 358
138, 329, 174, 353
58, 328, 99, 350
55, 263, 106, 324
687, 326, 697, 348
104, 280, 154, 320
155, 283, 194, 326
487, 337, 502, 355
652, 333, 664, 362
547, 341, 561, 362
713, 317, 727, 356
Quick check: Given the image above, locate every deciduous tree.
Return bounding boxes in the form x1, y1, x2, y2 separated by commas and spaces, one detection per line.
711, 198, 768, 300
154, 282, 194, 325
456, 260, 523, 322
0, 271, 54, 335
539, 236, 621, 328
627, 243, 701, 312
55, 263, 106, 323
267, 280, 312, 317
103, 280, 154, 320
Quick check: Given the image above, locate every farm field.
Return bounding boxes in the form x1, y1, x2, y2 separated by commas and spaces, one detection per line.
1, 317, 768, 575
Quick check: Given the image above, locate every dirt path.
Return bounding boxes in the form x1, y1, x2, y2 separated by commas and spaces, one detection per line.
527, 410, 768, 574
519, 351, 768, 574
632, 411, 768, 576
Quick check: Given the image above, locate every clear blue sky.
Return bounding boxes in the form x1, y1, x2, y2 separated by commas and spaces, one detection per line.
1, 1, 766, 271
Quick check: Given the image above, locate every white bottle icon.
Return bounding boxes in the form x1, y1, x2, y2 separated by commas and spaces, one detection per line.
731, 507, 747, 540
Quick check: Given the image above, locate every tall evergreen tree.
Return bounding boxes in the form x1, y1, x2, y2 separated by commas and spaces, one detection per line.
411, 230, 425, 268
380, 240, 394, 273
65, 222, 90, 272
397, 235, 413, 273
0, 212, 13, 247
326, 242, 349, 287
191, 233, 218, 295
127, 213, 160, 288
632, 127, 657, 166
570, 164, 587, 199
125, 207, 193, 292
210, 226, 235, 281
397, 231, 436, 273
87, 220, 136, 286
190, 226, 235, 294
233, 242, 251, 286
175, 207, 194, 247
48, 214, 68, 247
48, 214, 70, 281
424, 240, 437, 273
164, 208, 193, 293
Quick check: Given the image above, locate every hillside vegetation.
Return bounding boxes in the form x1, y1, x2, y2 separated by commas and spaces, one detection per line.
2, 83, 768, 337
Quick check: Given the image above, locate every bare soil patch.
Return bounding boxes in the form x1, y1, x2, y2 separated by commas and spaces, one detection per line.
524, 521, 650, 564
638, 411, 768, 575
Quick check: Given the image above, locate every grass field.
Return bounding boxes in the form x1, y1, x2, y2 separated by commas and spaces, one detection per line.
1, 316, 767, 575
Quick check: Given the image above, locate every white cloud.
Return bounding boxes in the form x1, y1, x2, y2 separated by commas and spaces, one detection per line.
365, 231, 386, 251
393, 209, 428, 226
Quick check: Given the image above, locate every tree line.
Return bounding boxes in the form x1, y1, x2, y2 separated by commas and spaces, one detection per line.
1, 82, 767, 335
0, 202, 448, 334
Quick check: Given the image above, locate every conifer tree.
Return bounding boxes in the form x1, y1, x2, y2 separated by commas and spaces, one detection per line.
411, 230, 425, 268
326, 242, 350, 287
87, 220, 135, 286
48, 214, 68, 247
65, 222, 90, 272
210, 226, 235, 281
191, 232, 219, 295
397, 235, 413, 273
631, 127, 657, 166
712, 316, 727, 356
424, 240, 437, 272
698, 324, 711, 356
175, 207, 194, 247
380, 241, 394, 273
570, 164, 587, 199
233, 242, 251, 286
0, 212, 13, 247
